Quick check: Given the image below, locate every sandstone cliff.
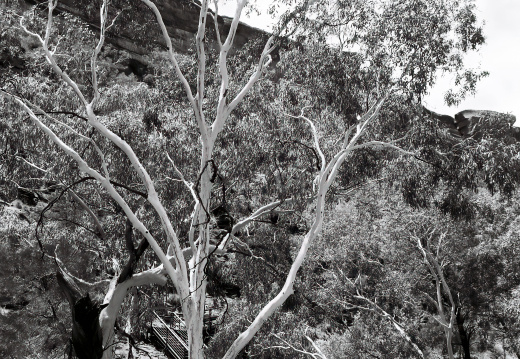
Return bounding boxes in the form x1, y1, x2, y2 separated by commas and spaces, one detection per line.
33, 0, 268, 57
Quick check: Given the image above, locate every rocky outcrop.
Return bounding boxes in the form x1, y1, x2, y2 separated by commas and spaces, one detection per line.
3, 0, 270, 78
31, 0, 269, 57
423, 106, 518, 141
7, 1, 516, 134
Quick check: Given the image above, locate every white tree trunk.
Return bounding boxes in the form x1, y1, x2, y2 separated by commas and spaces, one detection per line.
99, 270, 168, 359
416, 234, 456, 359
1, 2, 407, 359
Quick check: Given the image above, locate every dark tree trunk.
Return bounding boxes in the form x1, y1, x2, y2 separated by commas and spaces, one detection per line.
57, 268, 105, 359
456, 308, 472, 359
57, 220, 147, 359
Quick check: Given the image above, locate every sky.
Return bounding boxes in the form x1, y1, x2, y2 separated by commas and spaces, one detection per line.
217, 0, 520, 124
424, 0, 520, 125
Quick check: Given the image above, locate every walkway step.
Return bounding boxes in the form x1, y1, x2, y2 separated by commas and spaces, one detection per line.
152, 313, 188, 359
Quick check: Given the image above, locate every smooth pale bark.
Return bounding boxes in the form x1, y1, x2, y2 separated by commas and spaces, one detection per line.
2, 88, 394, 359
68, 190, 106, 240
3, 1, 409, 358
99, 269, 168, 359
271, 333, 329, 358
16, 4, 189, 357
416, 235, 456, 359
222, 95, 391, 359
142, 0, 276, 355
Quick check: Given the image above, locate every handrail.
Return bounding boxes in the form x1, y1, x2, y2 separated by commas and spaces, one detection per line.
168, 311, 188, 342
152, 311, 189, 351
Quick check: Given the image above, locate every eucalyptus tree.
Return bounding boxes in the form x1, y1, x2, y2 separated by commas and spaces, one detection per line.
0, 0, 486, 358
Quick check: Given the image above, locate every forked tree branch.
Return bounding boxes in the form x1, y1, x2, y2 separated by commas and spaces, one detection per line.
414, 231, 456, 359
18, 0, 189, 298
141, 0, 209, 142
269, 333, 328, 359
2, 90, 185, 297
222, 89, 392, 358
218, 198, 295, 251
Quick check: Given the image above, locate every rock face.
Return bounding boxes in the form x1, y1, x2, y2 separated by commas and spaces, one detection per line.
146, 0, 268, 53
7, 0, 269, 78
423, 106, 518, 142
31, 0, 269, 57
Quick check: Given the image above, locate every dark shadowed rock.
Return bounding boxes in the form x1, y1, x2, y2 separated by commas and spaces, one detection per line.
9, 0, 271, 78
423, 106, 518, 141
28, 0, 269, 57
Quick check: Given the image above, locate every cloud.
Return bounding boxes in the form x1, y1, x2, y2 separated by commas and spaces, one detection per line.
217, 0, 520, 123
425, 0, 520, 124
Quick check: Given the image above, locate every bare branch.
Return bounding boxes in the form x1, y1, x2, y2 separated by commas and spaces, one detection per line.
210, 0, 223, 48
140, 0, 209, 141
68, 189, 106, 240
414, 230, 456, 358
222, 79, 400, 356
15, 155, 53, 173
22, 5, 177, 255
270, 333, 327, 359
354, 294, 425, 358
212, 0, 249, 137
1, 90, 185, 298
166, 152, 198, 204
219, 198, 295, 250
90, 0, 109, 106
225, 37, 274, 119
305, 335, 329, 359
53, 252, 110, 288
195, 0, 209, 128
20, 3, 89, 106
286, 106, 326, 174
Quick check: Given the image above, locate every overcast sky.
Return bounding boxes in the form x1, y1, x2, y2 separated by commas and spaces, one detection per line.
219, 0, 520, 124
424, 0, 520, 125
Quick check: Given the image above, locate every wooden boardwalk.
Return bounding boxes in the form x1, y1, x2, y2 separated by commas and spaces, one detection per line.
151, 311, 188, 359
150, 298, 220, 358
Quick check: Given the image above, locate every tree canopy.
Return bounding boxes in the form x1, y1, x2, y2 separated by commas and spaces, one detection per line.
1, 1, 519, 359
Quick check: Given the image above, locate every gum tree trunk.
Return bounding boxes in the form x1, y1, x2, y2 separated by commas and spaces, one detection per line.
456, 308, 472, 359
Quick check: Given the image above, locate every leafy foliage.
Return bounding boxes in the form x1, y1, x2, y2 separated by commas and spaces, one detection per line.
2, 0, 520, 358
